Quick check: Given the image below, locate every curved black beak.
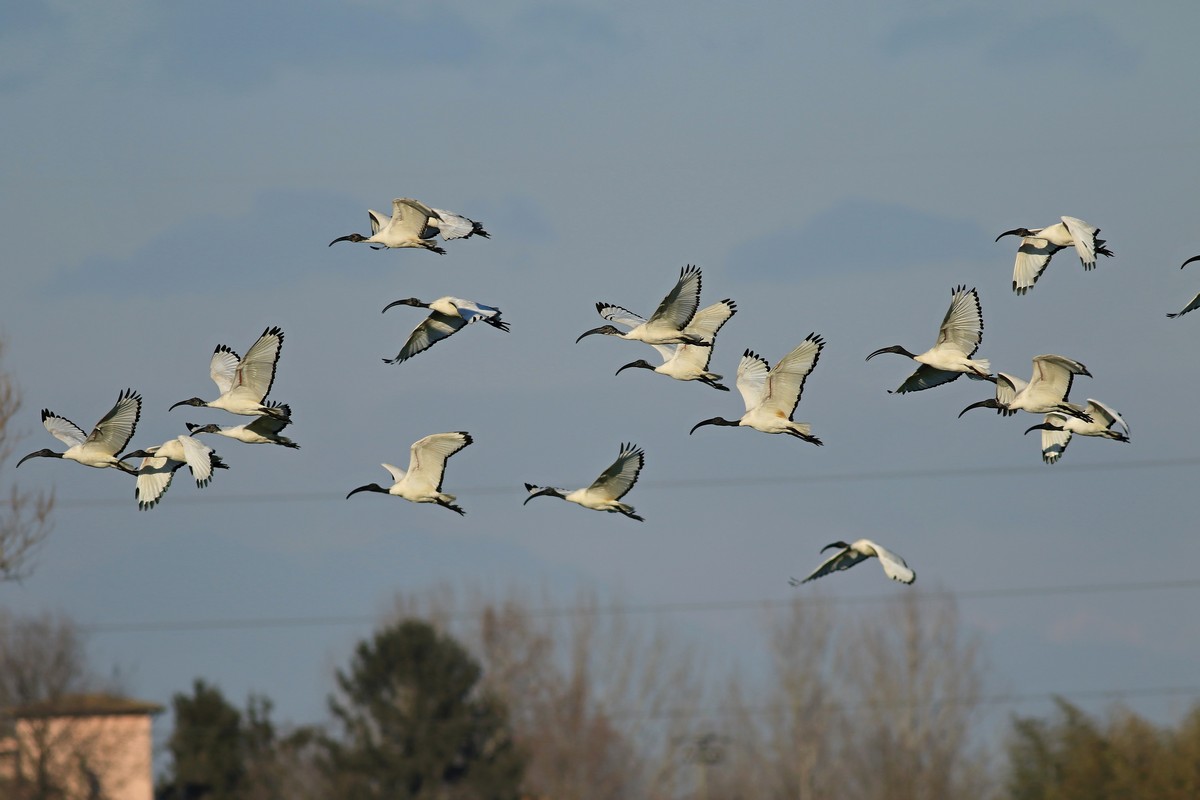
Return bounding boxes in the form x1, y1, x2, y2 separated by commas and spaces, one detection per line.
615, 360, 651, 376
16, 449, 58, 468
995, 227, 1028, 242
1181, 255, 1200, 270
958, 399, 998, 418
346, 483, 385, 499
820, 541, 849, 553
575, 326, 608, 343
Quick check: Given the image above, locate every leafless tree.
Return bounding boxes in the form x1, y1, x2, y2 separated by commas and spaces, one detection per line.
833, 591, 995, 800
0, 342, 54, 583
388, 586, 709, 800
0, 610, 134, 800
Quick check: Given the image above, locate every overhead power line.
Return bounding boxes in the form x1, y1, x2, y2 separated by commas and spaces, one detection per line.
27, 456, 1200, 510
78, 577, 1200, 635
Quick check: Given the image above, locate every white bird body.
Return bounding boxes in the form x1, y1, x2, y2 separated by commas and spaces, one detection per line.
17, 389, 142, 473
790, 538, 916, 585
185, 404, 298, 449
524, 443, 645, 521
329, 197, 447, 253
346, 432, 473, 514
998, 354, 1092, 420
616, 300, 737, 390
997, 215, 1114, 295
577, 265, 708, 346
365, 205, 489, 242
691, 335, 825, 443
123, 435, 228, 510
381, 296, 509, 364
1168, 255, 1200, 319
1025, 398, 1130, 464
866, 285, 991, 393
171, 327, 289, 419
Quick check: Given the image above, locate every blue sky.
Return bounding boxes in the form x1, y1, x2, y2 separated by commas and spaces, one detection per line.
4, 0, 1200, 757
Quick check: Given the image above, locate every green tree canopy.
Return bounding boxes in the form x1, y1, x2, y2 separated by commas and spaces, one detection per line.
322, 618, 524, 800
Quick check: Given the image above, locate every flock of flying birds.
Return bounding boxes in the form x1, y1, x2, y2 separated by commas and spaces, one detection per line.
16, 200, 1199, 586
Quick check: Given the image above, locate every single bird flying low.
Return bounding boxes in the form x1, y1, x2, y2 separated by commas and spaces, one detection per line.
123, 435, 228, 510
996, 215, 1114, 295
577, 265, 709, 346
17, 389, 143, 474
381, 296, 509, 365
866, 285, 990, 394
789, 539, 916, 585
524, 443, 646, 521
690, 334, 825, 444
170, 326, 290, 420
346, 431, 474, 515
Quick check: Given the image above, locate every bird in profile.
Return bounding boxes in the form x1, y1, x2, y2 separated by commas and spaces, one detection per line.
1167, 255, 1200, 319
690, 334, 825, 444
866, 285, 990, 393
577, 265, 708, 346
524, 443, 645, 521
329, 198, 447, 254
789, 539, 916, 585
17, 389, 142, 474
986, 354, 1093, 422
185, 403, 298, 449
123, 435, 229, 510
330, 198, 488, 253
996, 215, 1114, 295
957, 372, 1026, 418
615, 300, 737, 390
381, 297, 509, 364
1024, 399, 1130, 464
170, 326, 290, 420
346, 431, 473, 515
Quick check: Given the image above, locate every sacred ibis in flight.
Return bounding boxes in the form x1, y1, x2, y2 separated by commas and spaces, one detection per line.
1167, 255, 1200, 319
524, 443, 645, 521
986, 354, 1093, 422
958, 373, 1027, 418
996, 215, 1114, 295
185, 403, 298, 449
346, 431, 473, 515
576, 265, 709, 346
1024, 398, 1129, 464
380, 297, 509, 365
866, 285, 991, 393
789, 539, 916, 585
365, 203, 488, 243
329, 198, 447, 254
615, 299, 737, 390
170, 326, 290, 420
330, 199, 487, 253
123, 435, 229, 510
690, 334, 825, 444
17, 389, 142, 474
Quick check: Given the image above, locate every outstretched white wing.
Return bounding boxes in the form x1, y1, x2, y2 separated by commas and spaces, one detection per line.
934, 286, 984, 358
406, 431, 473, 492
1060, 215, 1101, 268
597, 303, 647, 331
1012, 237, 1060, 295
209, 345, 242, 395
178, 435, 219, 487
387, 313, 467, 364
42, 411, 87, 448
761, 334, 823, 420
645, 264, 702, 332
735, 350, 771, 412
85, 389, 142, 456
586, 443, 644, 501
871, 541, 916, 584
